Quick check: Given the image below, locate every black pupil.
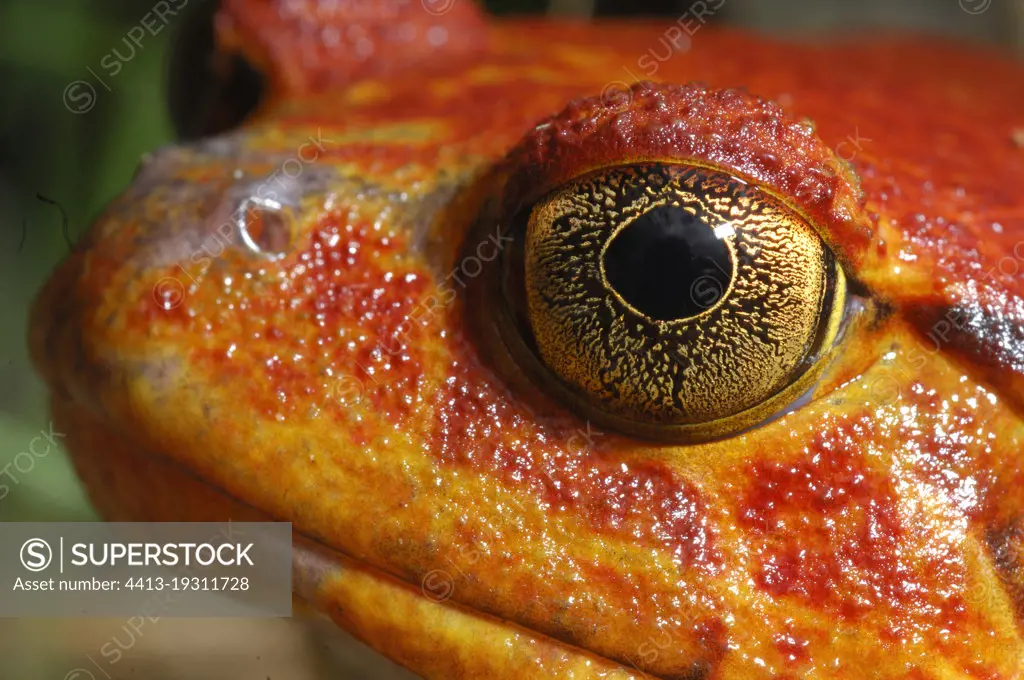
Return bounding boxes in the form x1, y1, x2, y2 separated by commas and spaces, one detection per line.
602, 205, 733, 321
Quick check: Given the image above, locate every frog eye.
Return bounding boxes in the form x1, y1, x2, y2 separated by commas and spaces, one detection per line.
512, 162, 846, 441
471, 82, 865, 442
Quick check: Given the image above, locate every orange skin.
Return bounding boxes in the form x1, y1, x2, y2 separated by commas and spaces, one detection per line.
29, 1, 1024, 678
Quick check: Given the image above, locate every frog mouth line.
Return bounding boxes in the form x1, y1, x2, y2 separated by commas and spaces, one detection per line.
55, 395, 680, 679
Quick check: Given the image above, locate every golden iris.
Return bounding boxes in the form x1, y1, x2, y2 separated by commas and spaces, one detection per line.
506, 163, 847, 441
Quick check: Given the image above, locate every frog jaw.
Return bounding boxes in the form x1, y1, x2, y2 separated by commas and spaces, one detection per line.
54, 396, 643, 679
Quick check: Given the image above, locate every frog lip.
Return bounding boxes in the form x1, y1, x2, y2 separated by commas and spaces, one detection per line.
55, 395, 641, 679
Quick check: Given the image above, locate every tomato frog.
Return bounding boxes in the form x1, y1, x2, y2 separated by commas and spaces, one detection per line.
28, 0, 1024, 677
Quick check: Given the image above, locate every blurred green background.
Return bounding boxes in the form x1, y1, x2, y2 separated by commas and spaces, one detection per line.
0, 0, 180, 523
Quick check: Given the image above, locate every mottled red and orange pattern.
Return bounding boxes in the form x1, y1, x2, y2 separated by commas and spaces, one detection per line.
29, 0, 1024, 677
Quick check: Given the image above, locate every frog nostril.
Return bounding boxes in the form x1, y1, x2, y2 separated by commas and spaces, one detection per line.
166, 0, 265, 140
237, 197, 294, 258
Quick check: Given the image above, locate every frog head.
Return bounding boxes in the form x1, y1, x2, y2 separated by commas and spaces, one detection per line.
29, 1, 1024, 677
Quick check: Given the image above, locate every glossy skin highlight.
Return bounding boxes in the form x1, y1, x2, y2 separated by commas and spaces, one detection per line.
29, 1, 1024, 678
